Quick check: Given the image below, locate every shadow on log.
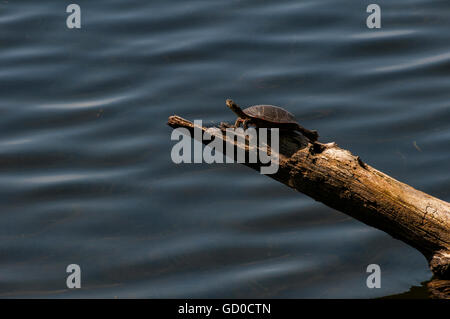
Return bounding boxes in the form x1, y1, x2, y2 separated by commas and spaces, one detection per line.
167, 115, 450, 298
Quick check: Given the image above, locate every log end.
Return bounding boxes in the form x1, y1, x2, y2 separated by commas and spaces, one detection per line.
430, 250, 450, 279
427, 280, 450, 299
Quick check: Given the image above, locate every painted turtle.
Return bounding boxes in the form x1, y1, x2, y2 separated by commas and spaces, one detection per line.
226, 99, 318, 142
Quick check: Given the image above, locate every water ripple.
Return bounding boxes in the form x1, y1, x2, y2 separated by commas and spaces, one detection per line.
0, 0, 447, 298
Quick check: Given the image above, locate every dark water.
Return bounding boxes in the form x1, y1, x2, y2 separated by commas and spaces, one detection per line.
0, 0, 449, 298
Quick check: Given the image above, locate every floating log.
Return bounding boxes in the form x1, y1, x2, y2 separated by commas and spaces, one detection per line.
167, 115, 450, 297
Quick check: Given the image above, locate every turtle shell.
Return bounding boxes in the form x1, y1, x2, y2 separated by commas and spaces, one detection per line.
243, 105, 297, 124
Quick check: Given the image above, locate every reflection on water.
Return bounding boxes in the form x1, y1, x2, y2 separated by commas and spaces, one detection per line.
0, 0, 449, 298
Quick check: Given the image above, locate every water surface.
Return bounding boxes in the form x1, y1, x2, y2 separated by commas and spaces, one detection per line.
0, 0, 449, 298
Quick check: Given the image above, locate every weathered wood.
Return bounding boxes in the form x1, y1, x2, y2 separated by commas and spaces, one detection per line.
427, 280, 450, 299
167, 115, 450, 285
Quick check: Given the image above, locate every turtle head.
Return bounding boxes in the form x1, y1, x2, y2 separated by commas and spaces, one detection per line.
226, 99, 244, 116
226, 99, 238, 110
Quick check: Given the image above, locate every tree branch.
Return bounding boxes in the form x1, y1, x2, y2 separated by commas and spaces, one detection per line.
167, 115, 450, 281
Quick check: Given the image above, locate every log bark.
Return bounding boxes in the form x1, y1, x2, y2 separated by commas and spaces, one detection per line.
167, 115, 450, 291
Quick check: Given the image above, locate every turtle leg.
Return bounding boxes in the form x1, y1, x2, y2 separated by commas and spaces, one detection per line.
242, 119, 251, 130
234, 118, 243, 128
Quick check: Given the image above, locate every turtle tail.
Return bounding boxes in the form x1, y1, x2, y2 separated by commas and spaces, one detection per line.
296, 124, 319, 142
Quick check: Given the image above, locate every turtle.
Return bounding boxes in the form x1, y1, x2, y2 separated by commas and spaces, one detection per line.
226, 99, 318, 142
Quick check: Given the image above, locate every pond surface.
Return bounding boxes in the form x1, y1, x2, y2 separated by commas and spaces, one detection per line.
0, 0, 449, 298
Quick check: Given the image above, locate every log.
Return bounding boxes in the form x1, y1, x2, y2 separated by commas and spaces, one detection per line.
167, 115, 450, 293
